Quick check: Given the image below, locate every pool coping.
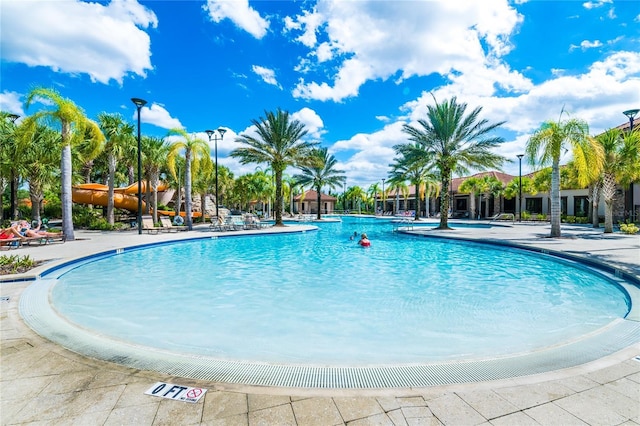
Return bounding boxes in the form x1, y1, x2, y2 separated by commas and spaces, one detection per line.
15, 225, 640, 389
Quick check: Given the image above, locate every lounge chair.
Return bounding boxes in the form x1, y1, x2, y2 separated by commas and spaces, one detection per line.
0, 237, 23, 250
160, 216, 186, 232
210, 216, 225, 232
142, 215, 160, 234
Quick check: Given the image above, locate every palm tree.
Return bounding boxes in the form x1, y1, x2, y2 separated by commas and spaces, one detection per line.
402, 96, 507, 229
479, 175, 503, 218
98, 113, 135, 225
191, 155, 214, 223
231, 109, 316, 226
167, 129, 211, 230
458, 176, 483, 219
345, 186, 366, 214
142, 136, 169, 224
0, 112, 23, 220
293, 147, 345, 220
15, 123, 61, 224
503, 176, 536, 217
389, 142, 435, 220
24, 87, 104, 240
367, 183, 382, 213
593, 128, 640, 233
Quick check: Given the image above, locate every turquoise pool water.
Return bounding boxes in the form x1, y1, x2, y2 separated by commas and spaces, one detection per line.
51, 217, 630, 365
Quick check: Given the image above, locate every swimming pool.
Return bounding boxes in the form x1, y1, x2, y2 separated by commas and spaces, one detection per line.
45, 217, 630, 368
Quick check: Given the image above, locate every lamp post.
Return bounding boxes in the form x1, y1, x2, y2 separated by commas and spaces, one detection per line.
205, 128, 227, 220
131, 98, 147, 235
517, 154, 524, 222
343, 181, 347, 214
381, 178, 385, 214
623, 109, 639, 131
5, 114, 19, 221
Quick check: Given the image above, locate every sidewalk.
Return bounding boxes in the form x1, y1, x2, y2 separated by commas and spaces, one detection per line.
1, 223, 639, 425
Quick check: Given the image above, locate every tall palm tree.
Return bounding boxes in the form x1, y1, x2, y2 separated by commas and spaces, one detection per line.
389, 142, 435, 220
191, 155, 214, 223
367, 183, 382, 213
24, 87, 104, 240
479, 175, 503, 217
15, 123, 61, 224
98, 113, 135, 225
402, 96, 507, 229
293, 147, 345, 220
593, 128, 640, 233
0, 112, 23, 220
526, 113, 601, 237
458, 176, 483, 219
232, 109, 316, 226
167, 129, 211, 230
142, 136, 169, 224
346, 186, 366, 214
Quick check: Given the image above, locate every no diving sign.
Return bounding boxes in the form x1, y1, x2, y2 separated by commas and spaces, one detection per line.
145, 382, 207, 403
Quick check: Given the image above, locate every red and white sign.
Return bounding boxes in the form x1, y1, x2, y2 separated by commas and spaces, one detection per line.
144, 382, 207, 403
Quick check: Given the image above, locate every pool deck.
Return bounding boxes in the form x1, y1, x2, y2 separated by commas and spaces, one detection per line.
1, 221, 639, 425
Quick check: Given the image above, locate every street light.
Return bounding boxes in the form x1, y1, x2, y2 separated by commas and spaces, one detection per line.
131, 98, 147, 235
381, 178, 385, 214
205, 128, 227, 220
343, 181, 347, 214
517, 154, 524, 222
623, 109, 639, 131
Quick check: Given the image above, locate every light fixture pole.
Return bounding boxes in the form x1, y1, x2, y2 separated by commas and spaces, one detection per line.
517, 154, 524, 222
5, 114, 19, 221
205, 128, 227, 220
623, 109, 639, 132
131, 98, 147, 235
343, 181, 347, 214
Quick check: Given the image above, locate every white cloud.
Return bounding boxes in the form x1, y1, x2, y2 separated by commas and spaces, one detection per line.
0, 91, 25, 117
137, 103, 183, 130
251, 65, 281, 88
1, 0, 156, 84
291, 107, 325, 140
204, 0, 269, 39
570, 40, 603, 51
289, 0, 524, 102
582, 0, 612, 9
283, 8, 323, 48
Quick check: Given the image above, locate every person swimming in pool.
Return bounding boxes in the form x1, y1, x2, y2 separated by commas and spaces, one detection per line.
358, 233, 371, 247
349, 231, 358, 241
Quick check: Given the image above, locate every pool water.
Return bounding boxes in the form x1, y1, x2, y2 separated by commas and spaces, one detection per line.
51, 217, 630, 365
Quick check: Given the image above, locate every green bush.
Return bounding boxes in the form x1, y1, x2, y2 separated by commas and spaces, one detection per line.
521, 211, 531, 220
0, 254, 38, 275
576, 217, 589, 224
564, 216, 576, 223
620, 222, 639, 235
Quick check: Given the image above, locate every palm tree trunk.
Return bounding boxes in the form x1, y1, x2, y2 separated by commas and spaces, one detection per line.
469, 191, 476, 220
413, 187, 421, 220
275, 170, 284, 226
550, 160, 561, 237
107, 154, 116, 225
316, 186, 322, 220
185, 151, 193, 230
602, 173, 616, 233
201, 193, 207, 223
439, 171, 451, 229
61, 142, 75, 240
29, 181, 43, 225
591, 181, 601, 228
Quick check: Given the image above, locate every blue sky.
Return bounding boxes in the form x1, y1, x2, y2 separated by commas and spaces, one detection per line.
2, 0, 639, 189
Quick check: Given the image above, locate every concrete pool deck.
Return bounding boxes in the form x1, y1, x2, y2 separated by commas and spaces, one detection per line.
1, 221, 639, 425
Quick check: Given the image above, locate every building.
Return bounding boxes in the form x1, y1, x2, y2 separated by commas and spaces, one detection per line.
294, 190, 338, 215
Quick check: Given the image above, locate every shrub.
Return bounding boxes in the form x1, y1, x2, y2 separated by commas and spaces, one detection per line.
521, 211, 531, 221
576, 217, 589, 224
0, 254, 39, 275
620, 223, 639, 235
564, 216, 576, 223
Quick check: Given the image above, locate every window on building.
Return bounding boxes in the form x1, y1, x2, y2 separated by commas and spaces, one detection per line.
526, 198, 542, 213
574, 196, 589, 217
561, 196, 567, 215
455, 198, 467, 211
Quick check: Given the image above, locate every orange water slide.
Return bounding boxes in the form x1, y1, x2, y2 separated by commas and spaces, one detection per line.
72, 182, 168, 212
